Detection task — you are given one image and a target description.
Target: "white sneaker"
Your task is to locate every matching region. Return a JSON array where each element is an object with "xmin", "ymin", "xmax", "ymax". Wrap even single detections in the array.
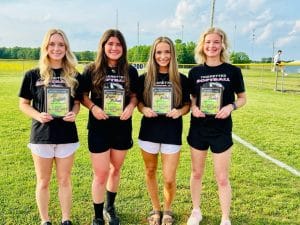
[
  {"xmin": 187, "ymin": 209, "xmax": 203, "ymax": 225},
  {"xmin": 220, "ymin": 220, "xmax": 231, "ymax": 225}
]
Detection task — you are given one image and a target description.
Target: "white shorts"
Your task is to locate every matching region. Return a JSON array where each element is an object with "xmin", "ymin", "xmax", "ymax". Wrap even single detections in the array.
[
  {"xmin": 138, "ymin": 139, "xmax": 181, "ymax": 155},
  {"xmin": 28, "ymin": 142, "xmax": 79, "ymax": 158}
]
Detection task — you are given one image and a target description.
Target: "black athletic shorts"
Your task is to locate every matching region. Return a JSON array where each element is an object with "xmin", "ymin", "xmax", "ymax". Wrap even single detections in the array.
[
  {"xmin": 187, "ymin": 130, "xmax": 233, "ymax": 153},
  {"xmin": 88, "ymin": 120, "xmax": 133, "ymax": 153}
]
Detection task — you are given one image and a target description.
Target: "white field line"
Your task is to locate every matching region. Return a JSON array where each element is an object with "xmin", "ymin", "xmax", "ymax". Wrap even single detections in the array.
[{"xmin": 232, "ymin": 133, "xmax": 300, "ymax": 177}]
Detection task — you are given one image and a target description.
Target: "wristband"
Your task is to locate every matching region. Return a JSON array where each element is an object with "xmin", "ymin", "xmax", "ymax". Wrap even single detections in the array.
[
  {"xmin": 231, "ymin": 102, "xmax": 237, "ymax": 110},
  {"xmin": 90, "ymin": 104, "xmax": 96, "ymax": 111}
]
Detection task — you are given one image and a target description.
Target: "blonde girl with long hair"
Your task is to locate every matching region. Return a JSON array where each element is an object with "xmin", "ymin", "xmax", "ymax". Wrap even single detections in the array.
[
  {"xmin": 19, "ymin": 28, "xmax": 82, "ymax": 225},
  {"xmin": 137, "ymin": 36, "xmax": 190, "ymax": 225},
  {"xmin": 187, "ymin": 27, "xmax": 246, "ymax": 225}
]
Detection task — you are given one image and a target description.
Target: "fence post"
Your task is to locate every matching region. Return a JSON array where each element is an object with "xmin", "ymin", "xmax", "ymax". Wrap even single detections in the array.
[{"xmin": 275, "ymin": 69, "xmax": 279, "ymax": 91}]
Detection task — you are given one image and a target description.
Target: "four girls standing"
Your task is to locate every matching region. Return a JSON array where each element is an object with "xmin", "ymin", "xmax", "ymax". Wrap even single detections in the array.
[
  {"xmin": 19, "ymin": 27, "xmax": 246, "ymax": 225},
  {"xmin": 137, "ymin": 37, "xmax": 190, "ymax": 225}
]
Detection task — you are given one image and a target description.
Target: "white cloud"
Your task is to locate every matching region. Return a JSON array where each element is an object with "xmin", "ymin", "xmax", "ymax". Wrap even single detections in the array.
[
  {"xmin": 255, "ymin": 23, "xmax": 272, "ymax": 43},
  {"xmin": 0, "ymin": 0, "xmax": 299, "ymax": 59},
  {"xmin": 289, "ymin": 20, "xmax": 300, "ymax": 35},
  {"xmin": 159, "ymin": 0, "xmax": 206, "ymax": 29},
  {"xmin": 226, "ymin": 0, "xmax": 266, "ymax": 13},
  {"xmin": 277, "ymin": 36, "xmax": 297, "ymax": 48}
]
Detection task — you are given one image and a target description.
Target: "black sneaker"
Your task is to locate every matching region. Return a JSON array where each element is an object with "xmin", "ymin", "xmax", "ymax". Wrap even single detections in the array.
[
  {"xmin": 61, "ymin": 220, "xmax": 73, "ymax": 225},
  {"xmin": 42, "ymin": 222, "xmax": 52, "ymax": 225},
  {"xmin": 92, "ymin": 218, "xmax": 105, "ymax": 225},
  {"xmin": 104, "ymin": 206, "xmax": 120, "ymax": 225}
]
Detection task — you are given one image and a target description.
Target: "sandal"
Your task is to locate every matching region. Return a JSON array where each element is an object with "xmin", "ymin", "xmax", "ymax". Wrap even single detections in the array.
[
  {"xmin": 147, "ymin": 210, "xmax": 161, "ymax": 225},
  {"xmin": 161, "ymin": 211, "xmax": 175, "ymax": 225}
]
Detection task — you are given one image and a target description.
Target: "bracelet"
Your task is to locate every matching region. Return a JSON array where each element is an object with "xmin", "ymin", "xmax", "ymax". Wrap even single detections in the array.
[
  {"xmin": 90, "ymin": 104, "xmax": 96, "ymax": 111},
  {"xmin": 231, "ymin": 102, "xmax": 237, "ymax": 110}
]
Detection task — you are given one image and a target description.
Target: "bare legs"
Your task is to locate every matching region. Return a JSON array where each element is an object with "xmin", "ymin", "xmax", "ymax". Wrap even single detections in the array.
[
  {"xmin": 91, "ymin": 149, "xmax": 127, "ymax": 203},
  {"xmin": 141, "ymin": 150, "xmax": 180, "ymax": 212},
  {"xmin": 32, "ymin": 153, "xmax": 74, "ymax": 223},
  {"xmin": 189, "ymin": 147, "xmax": 232, "ymax": 222}
]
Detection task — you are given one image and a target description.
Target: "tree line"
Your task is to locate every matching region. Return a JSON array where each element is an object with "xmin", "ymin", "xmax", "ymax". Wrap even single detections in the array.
[{"xmin": 0, "ymin": 40, "xmax": 256, "ymax": 64}]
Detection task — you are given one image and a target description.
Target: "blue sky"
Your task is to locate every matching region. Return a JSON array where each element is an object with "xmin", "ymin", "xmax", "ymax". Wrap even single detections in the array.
[{"xmin": 1, "ymin": 0, "xmax": 299, "ymax": 61}]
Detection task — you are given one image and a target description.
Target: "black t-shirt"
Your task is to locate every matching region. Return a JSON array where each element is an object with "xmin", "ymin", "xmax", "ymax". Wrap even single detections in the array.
[
  {"xmin": 81, "ymin": 64, "xmax": 139, "ymax": 131},
  {"xmin": 138, "ymin": 72, "xmax": 190, "ymax": 145},
  {"xmin": 188, "ymin": 63, "xmax": 245, "ymax": 135},
  {"xmin": 19, "ymin": 68, "xmax": 82, "ymax": 144}
]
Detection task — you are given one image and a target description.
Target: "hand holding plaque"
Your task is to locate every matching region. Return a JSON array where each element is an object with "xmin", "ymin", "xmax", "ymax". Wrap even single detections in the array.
[
  {"xmin": 103, "ymin": 88, "xmax": 125, "ymax": 117},
  {"xmin": 200, "ymin": 86, "xmax": 223, "ymax": 115},
  {"xmin": 45, "ymin": 87, "xmax": 70, "ymax": 117},
  {"xmin": 151, "ymin": 86, "xmax": 173, "ymax": 115}
]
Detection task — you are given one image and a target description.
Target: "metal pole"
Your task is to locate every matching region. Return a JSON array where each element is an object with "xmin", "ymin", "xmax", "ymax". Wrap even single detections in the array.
[
  {"xmin": 210, "ymin": 0, "xmax": 216, "ymax": 27},
  {"xmin": 137, "ymin": 22, "xmax": 140, "ymax": 46},
  {"xmin": 281, "ymin": 70, "xmax": 284, "ymax": 92},
  {"xmin": 116, "ymin": 9, "xmax": 118, "ymax": 29},
  {"xmin": 275, "ymin": 70, "xmax": 279, "ymax": 91},
  {"xmin": 181, "ymin": 24, "xmax": 184, "ymax": 41}
]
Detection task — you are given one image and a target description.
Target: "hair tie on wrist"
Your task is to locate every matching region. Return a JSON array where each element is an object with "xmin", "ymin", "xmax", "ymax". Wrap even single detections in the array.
[
  {"xmin": 90, "ymin": 104, "xmax": 96, "ymax": 111},
  {"xmin": 232, "ymin": 102, "xmax": 237, "ymax": 110}
]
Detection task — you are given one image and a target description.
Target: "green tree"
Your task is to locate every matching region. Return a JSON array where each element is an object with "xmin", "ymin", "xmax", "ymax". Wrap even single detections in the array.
[
  {"xmin": 261, "ymin": 57, "xmax": 272, "ymax": 63},
  {"xmin": 175, "ymin": 39, "xmax": 196, "ymax": 64},
  {"xmin": 230, "ymin": 51, "xmax": 251, "ymax": 64},
  {"xmin": 128, "ymin": 45, "xmax": 150, "ymax": 62}
]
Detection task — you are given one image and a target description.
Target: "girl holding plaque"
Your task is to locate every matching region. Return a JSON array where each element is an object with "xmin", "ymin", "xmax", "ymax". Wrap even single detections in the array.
[
  {"xmin": 187, "ymin": 27, "xmax": 247, "ymax": 225},
  {"xmin": 137, "ymin": 37, "xmax": 190, "ymax": 225},
  {"xmin": 80, "ymin": 29, "xmax": 138, "ymax": 225},
  {"xmin": 19, "ymin": 29, "xmax": 82, "ymax": 225}
]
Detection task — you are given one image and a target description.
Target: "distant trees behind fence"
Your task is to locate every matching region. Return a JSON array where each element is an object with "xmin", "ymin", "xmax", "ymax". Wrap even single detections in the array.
[{"xmin": 1, "ymin": 40, "xmax": 275, "ymax": 64}]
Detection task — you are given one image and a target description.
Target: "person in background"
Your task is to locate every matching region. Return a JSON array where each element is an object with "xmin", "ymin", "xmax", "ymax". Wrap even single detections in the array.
[
  {"xmin": 187, "ymin": 27, "xmax": 246, "ymax": 225},
  {"xmin": 80, "ymin": 29, "xmax": 138, "ymax": 225},
  {"xmin": 273, "ymin": 50, "xmax": 288, "ymax": 76},
  {"xmin": 137, "ymin": 36, "xmax": 190, "ymax": 225},
  {"xmin": 19, "ymin": 28, "xmax": 82, "ymax": 225}
]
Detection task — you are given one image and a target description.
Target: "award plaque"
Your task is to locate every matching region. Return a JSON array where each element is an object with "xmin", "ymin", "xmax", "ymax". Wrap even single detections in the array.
[
  {"xmin": 103, "ymin": 88, "xmax": 125, "ymax": 117},
  {"xmin": 45, "ymin": 87, "xmax": 70, "ymax": 117},
  {"xmin": 151, "ymin": 86, "xmax": 173, "ymax": 114},
  {"xmin": 200, "ymin": 87, "xmax": 223, "ymax": 115}
]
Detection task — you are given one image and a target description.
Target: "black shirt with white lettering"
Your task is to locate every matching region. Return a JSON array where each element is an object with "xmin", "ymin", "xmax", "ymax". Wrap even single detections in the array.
[
  {"xmin": 188, "ymin": 63, "xmax": 245, "ymax": 135},
  {"xmin": 138, "ymin": 72, "xmax": 190, "ymax": 145},
  {"xmin": 82, "ymin": 65, "xmax": 139, "ymax": 131},
  {"xmin": 19, "ymin": 68, "xmax": 81, "ymax": 144}
]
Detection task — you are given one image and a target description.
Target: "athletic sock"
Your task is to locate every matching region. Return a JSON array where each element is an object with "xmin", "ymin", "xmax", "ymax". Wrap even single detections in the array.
[
  {"xmin": 106, "ymin": 190, "xmax": 117, "ymax": 210},
  {"xmin": 93, "ymin": 202, "xmax": 104, "ymax": 219}
]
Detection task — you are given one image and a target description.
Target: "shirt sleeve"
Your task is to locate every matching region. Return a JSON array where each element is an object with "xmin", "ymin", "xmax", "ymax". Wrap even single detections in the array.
[
  {"xmin": 188, "ymin": 67, "xmax": 197, "ymax": 96},
  {"xmin": 129, "ymin": 65, "xmax": 139, "ymax": 94},
  {"xmin": 232, "ymin": 66, "xmax": 245, "ymax": 94},
  {"xmin": 74, "ymin": 72, "xmax": 84, "ymax": 100},
  {"xmin": 19, "ymin": 70, "xmax": 34, "ymax": 100},
  {"xmin": 180, "ymin": 73, "xmax": 191, "ymax": 105},
  {"xmin": 81, "ymin": 65, "xmax": 92, "ymax": 93},
  {"xmin": 137, "ymin": 74, "xmax": 145, "ymax": 103}
]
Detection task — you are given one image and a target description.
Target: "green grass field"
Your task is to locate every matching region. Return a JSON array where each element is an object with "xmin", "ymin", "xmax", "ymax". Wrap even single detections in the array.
[{"xmin": 1, "ymin": 60, "xmax": 300, "ymax": 225}]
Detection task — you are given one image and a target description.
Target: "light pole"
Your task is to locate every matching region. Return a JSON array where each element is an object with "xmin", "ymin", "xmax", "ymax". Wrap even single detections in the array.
[
  {"xmin": 210, "ymin": 0, "xmax": 216, "ymax": 27},
  {"xmin": 181, "ymin": 24, "xmax": 184, "ymax": 42},
  {"xmin": 137, "ymin": 22, "xmax": 140, "ymax": 46},
  {"xmin": 252, "ymin": 29, "xmax": 255, "ymax": 61},
  {"xmin": 116, "ymin": 9, "xmax": 118, "ymax": 29}
]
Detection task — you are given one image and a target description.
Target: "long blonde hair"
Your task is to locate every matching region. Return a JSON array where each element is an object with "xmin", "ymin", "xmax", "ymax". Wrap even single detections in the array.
[
  {"xmin": 143, "ymin": 37, "xmax": 182, "ymax": 107},
  {"xmin": 194, "ymin": 27, "xmax": 229, "ymax": 64},
  {"xmin": 89, "ymin": 29, "xmax": 129, "ymax": 98},
  {"xmin": 39, "ymin": 28, "xmax": 78, "ymax": 97}
]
